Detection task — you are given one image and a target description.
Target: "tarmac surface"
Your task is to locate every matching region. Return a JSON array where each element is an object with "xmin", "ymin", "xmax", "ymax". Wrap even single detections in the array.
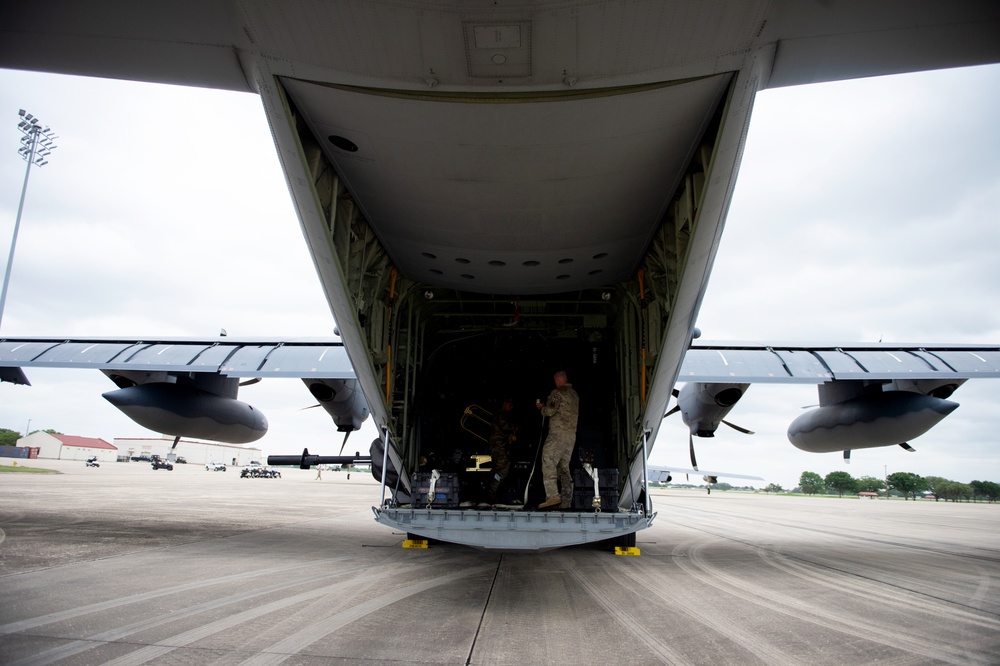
[{"xmin": 1, "ymin": 458, "xmax": 998, "ymax": 665}]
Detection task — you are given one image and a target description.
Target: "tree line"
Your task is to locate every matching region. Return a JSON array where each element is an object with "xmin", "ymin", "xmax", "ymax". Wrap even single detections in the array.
[
  {"xmin": 0, "ymin": 427, "xmax": 61, "ymax": 447},
  {"xmin": 794, "ymin": 470, "xmax": 999, "ymax": 502}
]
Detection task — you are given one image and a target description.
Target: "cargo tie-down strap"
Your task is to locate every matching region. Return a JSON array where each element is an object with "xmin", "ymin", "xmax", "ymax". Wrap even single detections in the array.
[
  {"xmin": 582, "ymin": 463, "xmax": 601, "ymax": 512},
  {"xmin": 426, "ymin": 469, "xmax": 441, "ymax": 508}
]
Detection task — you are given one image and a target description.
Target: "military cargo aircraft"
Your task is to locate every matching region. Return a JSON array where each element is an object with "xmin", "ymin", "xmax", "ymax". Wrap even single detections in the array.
[{"xmin": 1, "ymin": 2, "xmax": 999, "ymax": 551}]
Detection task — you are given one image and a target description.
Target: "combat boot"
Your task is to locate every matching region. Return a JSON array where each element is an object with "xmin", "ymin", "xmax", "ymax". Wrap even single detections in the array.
[{"xmin": 538, "ymin": 496, "xmax": 561, "ymax": 510}]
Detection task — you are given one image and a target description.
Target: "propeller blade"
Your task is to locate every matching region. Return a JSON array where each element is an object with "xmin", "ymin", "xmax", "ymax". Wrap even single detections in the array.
[
  {"xmin": 300, "ymin": 403, "xmax": 322, "ymax": 411},
  {"xmin": 689, "ymin": 432, "xmax": 699, "ymax": 471},
  {"xmin": 843, "ymin": 449, "xmax": 851, "ymax": 463},
  {"xmin": 899, "ymin": 442, "xmax": 916, "ymax": 452},
  {"xmin": 721, "ymin": 419, "xmax": 754, "ymax": 435},
  {"xmin": 663, "ymin": 388, "xmax": 680, "ymax": 419},
  {"xmin": 238, "ymin": 377, "xmax": 261, "ymax": 387},
  {"xmin": 338, "ymin": 430, "xmax": 352, "ymax": 456}
]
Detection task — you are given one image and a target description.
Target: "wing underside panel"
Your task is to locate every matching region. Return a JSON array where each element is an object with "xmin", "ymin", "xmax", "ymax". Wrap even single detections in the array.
[
  {"xmin": 0, "ymin": 338, "xmax": 355, "ymax": 379},
  {"xmin": 679, "ymin": 344, "xmax": 1000, "ymax": 383}
]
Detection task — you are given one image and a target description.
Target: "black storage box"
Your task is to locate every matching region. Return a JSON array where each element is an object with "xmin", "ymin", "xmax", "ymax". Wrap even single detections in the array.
[
  {"xmin": 411, "ymin": 471, "xmax": 461, "ymax": 508},
  {"xmin": 573, "ymin": 467, "xmax": 619, "ymax": 489},
  {"xmin": 572, "ymin": 488, "xmax": 620, "ymax": 511}
]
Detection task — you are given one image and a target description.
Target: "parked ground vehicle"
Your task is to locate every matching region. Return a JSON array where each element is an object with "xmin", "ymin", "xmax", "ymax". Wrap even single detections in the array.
[
  {"xmin": 85, "ymin": 457, "xmax": 100, "ymax": 468},
  {"xmin": 241, "ymin": 466, "xmax": 281, "ymax": 478},
  {"xmin": 206, "ymin": 461, "xmax": 227, "ymax": 471},
  {"xmin": 151, "ymin": 459, "xmax": 174, "ymax": 471}
]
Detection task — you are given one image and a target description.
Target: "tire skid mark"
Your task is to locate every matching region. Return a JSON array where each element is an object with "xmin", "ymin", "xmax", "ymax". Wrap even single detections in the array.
[
  {"xmin": 674, "ymin": 540, "xmax": 993, "ymax": 665},
  {"xmin": 566, "ymin": 567, "xmax": 687, "ymax": 665},
  {"xmin": 0, "ymin": 559, "xmax": 344, "ymax": 635},
  {"xmin": 7, "ymin": 560, "xmax": 409, "ymax": 666},
  {"xmin": 609, "ymin": 558, "xmax": 789, "ymax": 665},
  {"xmin": 88, "ymin": 563, "xmax": 493, "ymax": 666},
  {"xmin": 660, "ymin": 503, "xmax": 1000, "ymax": 562},
  {"xmin": 663, "ymin": 509, "xmax": 1000, "ymax": 620},
  {"xmin": 238, "ymin": 564, "xmax": 496, "ymax": 666},
  {"xmin": 972, "ymin": 577, "xmax": 992, "ymax": 604},
  {"xmin": 84, "ymin": 562, "xmax": 489, "ymax": 666},
  {"xmin": 757, "ymin": 548, "xmax": 1000, "ymax": 632},
  {"xmin": 95, "ymin": 573, "xmax": 414, "ymax": 666},
  {"xmin": 757, "ymin": 549, "xmax": 1000, "ymax": 666}
]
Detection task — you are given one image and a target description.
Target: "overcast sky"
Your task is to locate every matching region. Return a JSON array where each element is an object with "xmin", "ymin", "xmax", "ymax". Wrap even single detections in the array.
[{"xmin": 1, "ymin": 63, "xmax": 998, "ymax": 489}]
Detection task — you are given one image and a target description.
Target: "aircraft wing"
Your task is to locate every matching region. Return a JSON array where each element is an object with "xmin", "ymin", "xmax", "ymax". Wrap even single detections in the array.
[
  {"xmin": 670, "ymin": 342, "xmax": 1000, "ymax": 464},
  {"xmin": 648, "ymin": 466, "xmax": 764, "ymax": 482},
  {"xmin": 0, "ymin": 337, "xmax": 354, "ymax": 379},
  {"xmin": 2, "ymin": 2, "xmax": 999, "ymax": 93},
  {"xmin": 679, "ymin": 342, "xmax": 1000, "ymax": 383},
  {"xmin": 0, "ymin": 336, "xmax": 372, "ymax": 446}
]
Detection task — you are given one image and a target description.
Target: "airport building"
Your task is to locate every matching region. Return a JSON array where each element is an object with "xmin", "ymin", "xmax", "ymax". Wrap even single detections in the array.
[
  {"xmin": 14, "ymin": 433, "xmax": 262, "ymax": 466},
  {"xmin": 112, "ymin": 437, "xmax": 262, "ymax": 467},
  {"xmin": 19, "ymin": 432, "xmax": 118, "ymax": 462}
]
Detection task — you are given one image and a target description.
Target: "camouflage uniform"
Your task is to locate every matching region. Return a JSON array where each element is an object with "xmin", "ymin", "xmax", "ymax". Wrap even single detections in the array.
[
  {"xmin": 488, "ymin": 404, "xmax": 516, "ymax": 502},
  {"xmin": 540, "ymin": 382, "xmax": 579, "ymax": 507}
]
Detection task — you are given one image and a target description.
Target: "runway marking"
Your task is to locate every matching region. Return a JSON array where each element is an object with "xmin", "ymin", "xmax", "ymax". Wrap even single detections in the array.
[{"xmin": 672, "ymin": 540, "xmax": 995, "ymax": 665}]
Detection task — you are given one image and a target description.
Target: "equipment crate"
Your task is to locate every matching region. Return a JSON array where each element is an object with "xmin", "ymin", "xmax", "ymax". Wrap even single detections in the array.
[
  {"xmin": 572, "ymin": 489, "xmax": 620, "ymax": 511},
  {"xmin": 410, "ymin": 471, "xmax": 461, "ymax": 508},
  {"xmin": 573, "ymin": 467, "xmax": 619, "ymax": 489}
]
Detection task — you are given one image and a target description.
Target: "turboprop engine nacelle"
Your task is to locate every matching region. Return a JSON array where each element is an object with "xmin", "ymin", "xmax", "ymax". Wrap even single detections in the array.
[
  {"xmin": 787, "ymin": 391, "xmax": 958, "ymax": 453},
  {"xmin": 304, "ymin": 378, "xmax": 370, "ymax": 431},
  {"xmin": 677, "ymin": 382, "xmax": 750, "ymax": 436},
  {"xmin": 103, "ymin": 382, "xmax": 268, "ymax": 443}
]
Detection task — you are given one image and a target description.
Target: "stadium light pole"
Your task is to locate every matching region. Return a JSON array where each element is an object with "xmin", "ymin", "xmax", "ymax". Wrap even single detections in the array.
[{"xmin": 0, "ymin": 109, "xmax": 58, "ymax": 331}]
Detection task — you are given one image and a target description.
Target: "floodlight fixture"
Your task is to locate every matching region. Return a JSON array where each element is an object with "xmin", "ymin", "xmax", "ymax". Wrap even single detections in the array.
[{"xmin": 0, "ymin": 110, "xmax": 59, "ymax": 330}]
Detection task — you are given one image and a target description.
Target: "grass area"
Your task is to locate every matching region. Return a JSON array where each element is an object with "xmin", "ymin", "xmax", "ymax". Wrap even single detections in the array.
[{"xmin": 0, "ymin": 464, "xmax": 60, "ymax": 474}]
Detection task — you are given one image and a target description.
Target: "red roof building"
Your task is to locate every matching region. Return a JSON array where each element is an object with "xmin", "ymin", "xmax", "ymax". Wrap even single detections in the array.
[{"xmin": 20, "ymin": 432, "xmax": 117, "ymax": 461}]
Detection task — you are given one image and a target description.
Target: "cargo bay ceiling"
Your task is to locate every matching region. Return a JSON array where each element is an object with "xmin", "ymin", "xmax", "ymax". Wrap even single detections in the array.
[
  {"xmin": 239, "ymin": 1, "xmax": 769, "ymax": 295},
  {"xmin": 282, "ymin": 75, "xmax": 730, "ymax": 294}
]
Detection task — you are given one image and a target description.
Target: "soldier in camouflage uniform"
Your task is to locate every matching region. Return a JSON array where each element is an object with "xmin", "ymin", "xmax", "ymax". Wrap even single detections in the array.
[
  {"xmin": 487, "ymin": 398, "xmax": 517, "ymax": 504},
  {"xmin": 536, "ymin": 370, "xmax": 580, "ymax": 510}
]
